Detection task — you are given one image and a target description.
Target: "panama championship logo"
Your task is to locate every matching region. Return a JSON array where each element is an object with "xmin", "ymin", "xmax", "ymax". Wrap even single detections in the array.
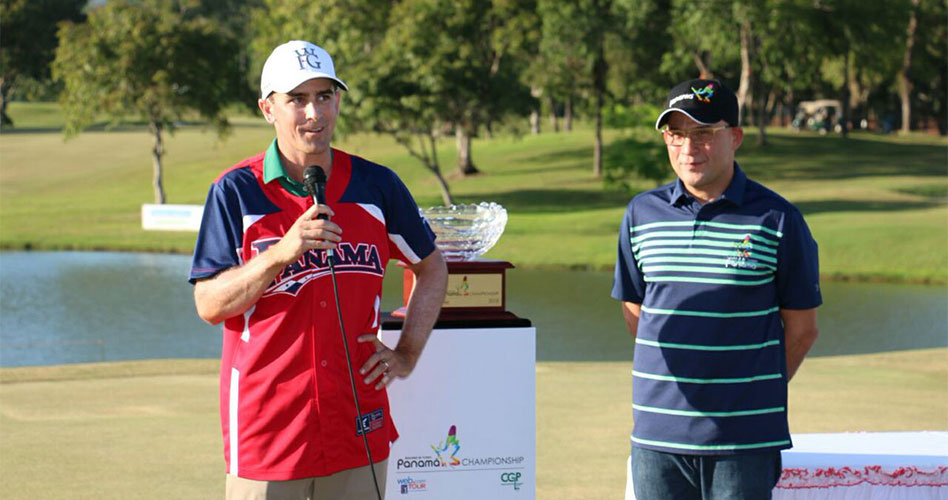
[
  {"xmin": 432, "ymin": 425, "xmax": 461, "ymax": 466},
  {"xmin": 395, "ymin": 425, "xmax": 525, "ymax": 472},
  {"xmin": 692, "ymin": 83, "xmax": 715, "ymax": 103},
  {"xmin": 725, "ymin": 234, "xmax": 759, "ymax": 270}
]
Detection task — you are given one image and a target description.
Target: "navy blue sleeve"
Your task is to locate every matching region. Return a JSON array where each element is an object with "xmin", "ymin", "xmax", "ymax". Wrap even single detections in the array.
[
  {"xmin": 611, "ymin": 202, "xmax": 646, "ymax": 303},
  {"xmin": 775, "ymin": 208, "xmax": 822, "ymax": 309},
  {"xmin": 384, "ymin": 170, "xmax": 436, "ymax": 264},
  {"xmin": 189, "ymin": 181, "xmax": 242, "ymax": 284}
]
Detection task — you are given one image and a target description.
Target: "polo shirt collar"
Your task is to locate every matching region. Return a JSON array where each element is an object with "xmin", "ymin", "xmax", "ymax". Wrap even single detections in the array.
[
  {"xmin": 262, "ymin": 139, "xmax": 308, "ymax": 197},
  {"xmin": 720, "ymin": 162, "xmax": 747, "ymax": 207},
  {"xmin": 669, "ymin": 162, "xmax": 747, "ymax": 207}
]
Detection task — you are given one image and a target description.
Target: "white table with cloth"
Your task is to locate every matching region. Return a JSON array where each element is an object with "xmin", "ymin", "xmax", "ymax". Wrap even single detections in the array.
[
  {"xmin": 774, "ymin": 432, "xmax": 948, "ymax": 499},
  {"xmin": 625, "ymin": 432, "xmax": 948, "ymax": 499}
]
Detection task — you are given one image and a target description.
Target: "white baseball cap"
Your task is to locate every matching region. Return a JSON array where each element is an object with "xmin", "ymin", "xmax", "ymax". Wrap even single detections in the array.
[{"xmin": 259, "ymin": 40, "xmax": 348, "ymax": 99}]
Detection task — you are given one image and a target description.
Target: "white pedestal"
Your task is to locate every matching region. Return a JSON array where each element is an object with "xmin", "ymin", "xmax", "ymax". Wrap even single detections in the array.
[{"xmin": 380, "ymin": 326, "xmax": 536, "ymax": 499}]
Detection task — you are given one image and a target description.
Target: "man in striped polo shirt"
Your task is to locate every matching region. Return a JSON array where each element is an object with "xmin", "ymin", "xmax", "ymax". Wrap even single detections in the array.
[{"xmin": 612, "ymin": 79, "xmax": 821, "ymax": 499}]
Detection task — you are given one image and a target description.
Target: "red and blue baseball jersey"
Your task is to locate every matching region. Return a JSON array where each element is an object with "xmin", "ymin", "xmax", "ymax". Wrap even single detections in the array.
[{"xmin": 189, "ymin": 145, "xmax": 436, "ymax": 480}]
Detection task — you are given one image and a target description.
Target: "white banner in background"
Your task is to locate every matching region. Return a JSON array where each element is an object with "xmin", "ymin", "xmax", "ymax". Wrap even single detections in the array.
[
  {"xmin": 380, "ymin": 326, "xmax": 536, "ymax": 499},
  {"xmin": 141, "ymin": 204, "xmax": 203, "ymax": 231}
]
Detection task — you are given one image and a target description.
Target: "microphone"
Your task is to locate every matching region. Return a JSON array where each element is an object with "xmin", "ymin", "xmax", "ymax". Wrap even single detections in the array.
[
  {"xmin": 303, "ymin": 166, "xmax": 329, "ymax": 220},
  {"xmin": 302, "ymin": 165, "xmax": 333, "ymax": 260}
]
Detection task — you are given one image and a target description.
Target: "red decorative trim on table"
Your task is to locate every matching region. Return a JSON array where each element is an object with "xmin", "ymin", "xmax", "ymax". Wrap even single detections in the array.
[{"xmin": 777, "ymin": 465, "xmax": 948, "ymax": 489}]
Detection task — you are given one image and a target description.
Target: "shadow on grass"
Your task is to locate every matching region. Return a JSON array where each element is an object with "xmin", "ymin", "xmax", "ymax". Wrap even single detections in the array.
[
  {"xmin": 740, "ymin": 134, "xmax": 947, "ymax": 181},
  {"xmin": 796, "ymin": 199, "xmax": 945, "ymax": 216},
  {"xmin": 456, "ymin": 188, "xmax": 633, "ymax": 213},
  {"xmin": 490, "ymin": 146, "xmax": 593, "ymax": 176}
]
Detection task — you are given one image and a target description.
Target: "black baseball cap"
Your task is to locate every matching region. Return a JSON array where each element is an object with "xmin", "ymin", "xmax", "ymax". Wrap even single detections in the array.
[{"xmin": 654, "ymin": 79, "xmax": 739, "ymax": 130}]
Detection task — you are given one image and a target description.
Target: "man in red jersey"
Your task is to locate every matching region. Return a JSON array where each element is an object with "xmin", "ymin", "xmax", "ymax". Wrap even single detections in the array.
[{"xmin": 189, "ymin": 40, "xmax": 447, "ymax": 500}]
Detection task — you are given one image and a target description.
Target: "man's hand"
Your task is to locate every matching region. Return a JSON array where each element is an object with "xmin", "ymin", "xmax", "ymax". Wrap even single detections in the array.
[
  {"xmin": 358, "ymin": 334, "xmax": 414, "ymax": 390},
  {"xmin": 356, "ymin": 249, "xmax": 447, "ymax": 391},
  {"xmin": 268, "ymin": 203, "xmax": 342, "ymax": 265}
]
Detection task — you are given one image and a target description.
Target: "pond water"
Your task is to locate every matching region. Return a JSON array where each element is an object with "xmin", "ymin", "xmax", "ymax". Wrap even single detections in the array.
[{"xmin": 1, "ymin": 251, "xmax": 945, "ymax": 367}]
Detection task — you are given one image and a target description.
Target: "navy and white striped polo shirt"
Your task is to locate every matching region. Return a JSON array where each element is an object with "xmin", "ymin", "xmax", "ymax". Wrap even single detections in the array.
[{"xmin": 612, "ymin": 163, "xmax": 821, "ymax": 455}]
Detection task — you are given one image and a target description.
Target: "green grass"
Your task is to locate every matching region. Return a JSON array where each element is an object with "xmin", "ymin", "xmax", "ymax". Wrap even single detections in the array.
[
  {"xmin": 1, "ymin": 349, "xmax": 945, "ymax": 499},
  {"xmin": 1, "ymin": 102, "xmax": 946, "ymax": 281}
]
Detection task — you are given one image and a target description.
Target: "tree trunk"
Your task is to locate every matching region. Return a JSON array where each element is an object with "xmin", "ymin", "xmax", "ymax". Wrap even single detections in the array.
[
  {"xmin": 564, "ymin": 96, "xmax": 573, "ymax": 132},
  {"xmin": 592, "ymin": 44, "xmax": 606, "ymax": 178},
  {"xmin": 737, "ymin": 21, "xmax": 753, "ymax": 126},
  {"xmin": 530, "ymin": 87, "xmax": 542, "ymax": 134},
  {"xmin": 0, "ymin": 77, "xmax": 13, "ymax": 127},
  {"xmin": 898, "ymin": 0, "xmax": 919, "ymax": 134},
  {"xmin": 755, "ymin": 91, "xmax": 768, "ymax": 146},
  {"xmin": 692, "ymin": 51, "xmax": 713, "ymax": 79},
  {"xmin": 841, "ymin": 50, "xmax": 851, "ymax": 138},
  {"xmin": 594, "ymin": 105, "xmax": 603, "ymax": 178},
  {"xmin": 455, "ymin": 125, "xmax": 479, "ymax": 176},
  {"xmin": 546, "ymin": 95, "xmax": 559, "ymax": 132},
  {"xmin": 432, "ymin": 169, "xmax": 454, "ymax": 206},
  {"xmin": 150, "ymin": 121, "xmax": 166, "ymax": 204},
  {"xmin": 428, "ymin": 134, "xmax": 454, "ymax": 206}
]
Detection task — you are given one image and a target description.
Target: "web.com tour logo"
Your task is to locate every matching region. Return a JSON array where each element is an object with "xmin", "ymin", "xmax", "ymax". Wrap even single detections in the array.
[{"xmin": 397, "ymin": 476, "xmax": 427, "ymax": 494}]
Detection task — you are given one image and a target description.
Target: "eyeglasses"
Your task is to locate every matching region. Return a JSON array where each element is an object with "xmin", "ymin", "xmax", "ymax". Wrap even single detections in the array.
[{"xmin": 660, "ymin": 126, "xmax": 731, "ymax": 146}]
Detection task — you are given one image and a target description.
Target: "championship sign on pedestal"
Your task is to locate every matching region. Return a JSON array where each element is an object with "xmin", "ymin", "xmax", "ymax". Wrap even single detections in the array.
[{"xmin": 381, "ymin": 203, "xmax": 536, "ymax": 499}]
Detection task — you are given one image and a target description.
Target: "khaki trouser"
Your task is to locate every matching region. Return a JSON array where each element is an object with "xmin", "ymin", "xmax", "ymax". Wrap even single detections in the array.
[{"xmin": 225, "ymin": 460, "xmax": 388, "ymax": 500}]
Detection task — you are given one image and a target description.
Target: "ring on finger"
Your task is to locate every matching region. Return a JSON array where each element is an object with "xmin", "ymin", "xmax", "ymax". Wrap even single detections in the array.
[{"xmin": 381, "ymin": 359, "xmax": 390, "ymax": 372}]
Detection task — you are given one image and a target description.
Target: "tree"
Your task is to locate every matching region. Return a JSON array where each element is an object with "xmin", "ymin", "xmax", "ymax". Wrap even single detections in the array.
[
  {"xmin": 609, "ymin": 0, "xmax": 672, "ymax": 106},
  {"xmin": 535, "ymin": 0, "xmax": 624, "ymax": 178},
  {"xmin": 805, "ymin": 0, "xmax": 904, "ymax": 137},
  {"xmin": 53, "ymin": 0, "xmax": 243, "ymax": 204},
  {"xmin": 373, "ymin": 0, "xmax": 534, "ymax": 178},
  {"xmin": 0, "ymin": 0, "xmax": 85, "ymax": 127},
  {"xmin": 908, "ymin": 0, "xmax": 948, "ymax": 134},
  {"xmin": 898, "ymin": 0, "xmax": 919, "ymax": 134},
  {"xmin": 662, "ymin": 0, "xmax": 739, "ymax": 84},
  {"xmin": 529, "ymin": 0, "xmax": 586, "ymax": 134}
]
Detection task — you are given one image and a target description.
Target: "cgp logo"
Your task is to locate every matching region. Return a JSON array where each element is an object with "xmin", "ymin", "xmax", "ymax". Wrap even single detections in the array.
[
  {"xmin": 294, "ymin": 47, "xmax": 322, "ymax": 70},
  {"xmin": 500, "ymin": 471, "xmax": 523, "ymax": 491}
]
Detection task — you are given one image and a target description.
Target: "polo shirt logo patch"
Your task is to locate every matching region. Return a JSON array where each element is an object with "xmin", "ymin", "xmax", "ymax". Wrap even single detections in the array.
[
  {"xmin": 356, "ymin": 408, "xmax": 385, "ymax": 435},
  {"xmin": 725, "ymin": 234, "xmax": 759, "ymax": 269},
  {"xmin": 252, "ymin": 238, "xmax": 384, "ymax": 296}
]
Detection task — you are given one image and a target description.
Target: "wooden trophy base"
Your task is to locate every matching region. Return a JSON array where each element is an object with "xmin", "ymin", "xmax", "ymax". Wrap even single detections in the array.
[{"xmin": 386, "ymin": 258, "xmax": 530, "ymax": 329}]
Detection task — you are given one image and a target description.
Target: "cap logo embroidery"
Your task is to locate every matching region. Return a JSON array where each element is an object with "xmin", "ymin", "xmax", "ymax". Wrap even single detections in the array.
[
  {"xmin": 669, "ymin": 93, "xmax": 693, "ymax": 106},
  {"xmin": 691, "ymin": 84, "xmax": 715, "ymax": 103},
  {"xmin": 294, "ymin": 48, "xmax": 322, "ymax": 70}
]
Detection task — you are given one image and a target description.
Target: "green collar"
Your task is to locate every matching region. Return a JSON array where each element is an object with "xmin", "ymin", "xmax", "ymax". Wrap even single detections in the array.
[{"xmin": 262, "ymin": 139, "xmax": 309, "ymax": 197}]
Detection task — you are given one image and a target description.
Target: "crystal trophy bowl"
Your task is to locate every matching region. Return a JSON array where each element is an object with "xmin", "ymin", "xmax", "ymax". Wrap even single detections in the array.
[{"xmin": 421, "ymin": 202, "xmax": 508, "ymax": 261}]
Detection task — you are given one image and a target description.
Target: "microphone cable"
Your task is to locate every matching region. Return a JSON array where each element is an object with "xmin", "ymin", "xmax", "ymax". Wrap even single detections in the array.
[
  {"xmin": 326, "ymin": 253, "xmax": 384, "ymax": 500},
  {"xmin": 304, "ymin": 165, "xmax": 383, "ymax": 500}
]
